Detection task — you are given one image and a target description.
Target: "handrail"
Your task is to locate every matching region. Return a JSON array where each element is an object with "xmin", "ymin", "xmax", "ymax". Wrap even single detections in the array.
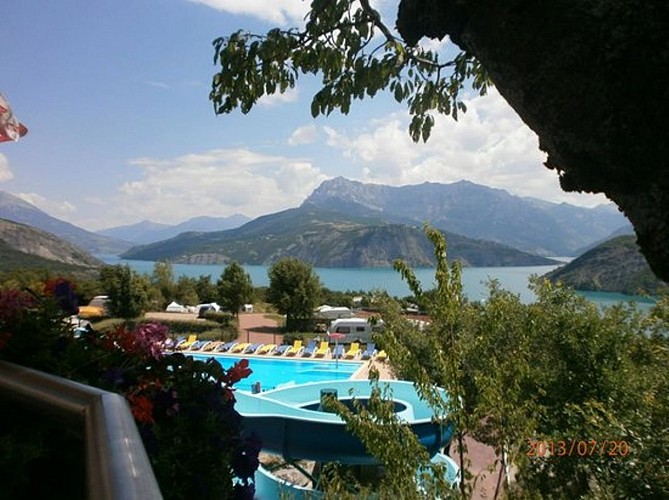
[{"xmin": 0, "ymin": 360, "xmax": 162, "ymax": 499}]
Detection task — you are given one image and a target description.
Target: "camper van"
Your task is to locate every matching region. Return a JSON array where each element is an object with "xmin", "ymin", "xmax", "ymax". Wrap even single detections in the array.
[{"xmin": 326, "ymin": 317, "xmax": 381, "ymax": 344}]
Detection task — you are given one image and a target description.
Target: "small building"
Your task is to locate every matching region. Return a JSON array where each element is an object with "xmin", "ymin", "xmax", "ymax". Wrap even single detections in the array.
[{"xmin": 243, "ymin": 304, "xmax": 254, "ymax": 313}]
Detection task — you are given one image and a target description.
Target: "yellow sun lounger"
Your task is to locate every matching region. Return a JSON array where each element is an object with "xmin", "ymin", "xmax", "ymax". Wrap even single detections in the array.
[
  {"xmin": 177, "ymin": 334, "xmax": 198, "ymax": 350},
  {"xmin": 230, "ymin": 342, "xmax": 251, "ymax": 353},
  {"xmin": 284, "ymin": 340, "xmax": 303, "ymax": 356},
  {"xmin": 314, "ymin": 341, "xmax": 330, "ymax": 358},
  {"xmin": 202, "ymin": 341, "xmax": 222, "ymax": 352},
  {"xmin": 376, "ymin": 350, "xmax": 388, "ymax": 362},
  {"xmin": 256, "ymin": 344, "xmax": 276, "ymax": 355},
  {"xmin": 345, "ymin": 342, "xmax": 361, "ymax": 359}
]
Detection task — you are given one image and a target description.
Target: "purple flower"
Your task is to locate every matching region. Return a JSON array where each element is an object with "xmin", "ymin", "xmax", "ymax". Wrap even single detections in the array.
[{"xmin": 134, "ymin": 322, "xmax": 169, "ymax": 359}]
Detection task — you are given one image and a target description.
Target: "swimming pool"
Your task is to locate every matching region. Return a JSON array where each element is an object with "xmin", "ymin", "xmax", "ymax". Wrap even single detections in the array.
[{"xmin": 191, "ymin": 354, "xmax": 362, "ymax": 392}]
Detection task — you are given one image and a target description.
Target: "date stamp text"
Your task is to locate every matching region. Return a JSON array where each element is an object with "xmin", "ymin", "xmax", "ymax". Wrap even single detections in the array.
[{"xmin": 526, "ymin": 439, "xmax": 629, "ymax": 458}]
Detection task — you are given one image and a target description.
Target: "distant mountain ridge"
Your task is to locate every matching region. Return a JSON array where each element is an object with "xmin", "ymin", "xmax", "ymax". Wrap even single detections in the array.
[
  {"xmin": 121, "ymin": 206, "xmax": 558, "ymax": 268},
  {"xmin": 1, "ymin": 178, "xmax": 632, "ymax": 268},
  {"xmin": 0, "ymin": 191, "xmax": 132, "ymax": 255},
  {"xmin": 0, "ymin": 218, "xmax": 102, "ymax": 270},
  {"xmin": 545, "ymin": 235, "xmax": 668, "ymax": 296},
  {"xmin": 97, "ymin": 214, "xmax": 251, "ymax": 245},
  {"xmin": 303, "ymin": 177, "xmax": 631, "ymax": 256}
]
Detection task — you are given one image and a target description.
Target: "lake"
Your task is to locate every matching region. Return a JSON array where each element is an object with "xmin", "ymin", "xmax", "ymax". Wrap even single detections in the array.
[{"xmin": 98, "ymin": 256, "xmax": 657, "ymax": 310}]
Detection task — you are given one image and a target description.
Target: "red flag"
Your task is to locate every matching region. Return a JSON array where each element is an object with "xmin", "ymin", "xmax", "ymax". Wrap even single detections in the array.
[{"xmin": 0, "ymin": 92, "xmax": 28, "ymax": 143}]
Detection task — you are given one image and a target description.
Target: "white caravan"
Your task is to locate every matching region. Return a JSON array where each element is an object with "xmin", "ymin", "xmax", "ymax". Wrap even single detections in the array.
[{"xmin": 326, "ymin": 317, "xmax": 382, "ymax": 344}]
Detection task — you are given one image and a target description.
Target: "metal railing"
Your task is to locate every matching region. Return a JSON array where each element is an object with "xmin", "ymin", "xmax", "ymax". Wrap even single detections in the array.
[{"xmin": 0, "ymin": 360, "xmax": 162, "ymax": 499}]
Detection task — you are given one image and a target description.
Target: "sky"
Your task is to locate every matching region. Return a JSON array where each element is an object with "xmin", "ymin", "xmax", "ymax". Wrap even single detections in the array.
[{"xmin": 1, "ymin": 0, "xmax": 610, "ymax": 232}]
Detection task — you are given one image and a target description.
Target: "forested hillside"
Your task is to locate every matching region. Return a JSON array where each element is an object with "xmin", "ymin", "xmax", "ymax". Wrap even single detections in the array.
[
  {"xmin": 545, "ymin": 235, "xmax": 668, "ymax": 295},
  {"xmin": 122, "ymin": 207, "xmax": 557, "ymax": 268}
]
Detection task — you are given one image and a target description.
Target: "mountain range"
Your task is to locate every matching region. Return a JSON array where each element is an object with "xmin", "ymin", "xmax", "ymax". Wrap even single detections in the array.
[
  {"xmin": 545, "ymin": 235, "xmax": 668, "ymax": 295},
  {"xmin": 96, "ymin": 214, "xmax": 251, "ymax": 245},
  {"xmin": 303, "ymin": 178, "xmax": 631, "ymax": 256},
  {"xmin": 120, "ymin": 205, "xmax": 558, "ymax": 267},
  {"xmin": 0, "ymin": 191, "xmax": 132, "ymax": 255},
  {"xmin": 0, "ymin": 218, "xmax": 102, "ymax": 273},
  {"xmin": 1, "ymin": 179, "xmax": 633, "ymax": 269},
  {"xmin": 0, "ymin": 191, "xmax": 251, "ymax": 254}
]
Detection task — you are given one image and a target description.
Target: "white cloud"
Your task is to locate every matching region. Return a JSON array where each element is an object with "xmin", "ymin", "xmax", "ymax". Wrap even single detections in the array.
[
  {"xmin": 321, "ymin": 89, "xmax": 609, "ymax": 207},
  {"xmin": 418, "ymin": 36, "xmax": 451, "ymax": 53},
  {"xmin": 16, "ymin": 192, "xmax": 77, "ymax": 218},
  {"xmin": 144, "ymin": 80, "xmax": 170, "ymax": 89},
  {"xmin": 288, "ymin": 124, "xmax": 318, "ymax": 145},
  {"xmin": 187, "ymin": 0, "xmax": 398, "ymax": 26},
  {"xmin": 186, "ymin": 0, "xmax": 308, "ymax": 25},
  {"xmin": 0, "ymin": 153, "xmax": 13, "ymax": 182},
  {"xmin": 258, "ymin": 87, "xmax": 299, "ymax": 107},
  {"xmin": 323, "ymin": 117, "xmax": 420, "ymax": 179},
  {"xmin": 115, "ymin": 148, "xmax": 329, "ymax": 225}
]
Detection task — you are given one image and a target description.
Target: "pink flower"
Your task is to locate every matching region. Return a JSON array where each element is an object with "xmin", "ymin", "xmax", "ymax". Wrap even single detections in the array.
[{"xmin": 135, "ymin": 322, "xmax": 169, "ymax": 359}]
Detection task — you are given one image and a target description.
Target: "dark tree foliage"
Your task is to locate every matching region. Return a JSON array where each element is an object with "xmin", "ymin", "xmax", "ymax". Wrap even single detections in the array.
[
  {"xmin": 267, "ymin": 258, "xmax": 321, "ymax": 331},
  {"xmin": 99, "ymin": 264, "xmax": 148, "ymax": 319},
  {"xmin": 217, "ymin": 261, "xmax": 254, "ymax": 316}
]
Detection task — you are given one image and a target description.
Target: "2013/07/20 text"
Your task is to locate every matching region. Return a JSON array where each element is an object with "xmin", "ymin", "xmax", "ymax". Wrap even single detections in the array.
[{"xmin": 526, "ymin": 439, "xmax": 629, "ymax": 458}]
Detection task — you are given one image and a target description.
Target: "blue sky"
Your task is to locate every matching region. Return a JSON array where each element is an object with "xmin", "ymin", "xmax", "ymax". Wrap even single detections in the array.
[{"xmin": 1, "ymin": 0, "xmax": 609, "ymax": 231}]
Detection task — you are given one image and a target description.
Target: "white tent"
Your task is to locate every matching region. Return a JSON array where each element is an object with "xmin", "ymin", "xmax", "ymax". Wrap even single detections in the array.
[
  {"xmin": 315, "ymin": 305, "xmax": 353, "ymax": 319},
  {"xmin": 166, "ymin": 301, "xmax": 187, "ymax": 313}
]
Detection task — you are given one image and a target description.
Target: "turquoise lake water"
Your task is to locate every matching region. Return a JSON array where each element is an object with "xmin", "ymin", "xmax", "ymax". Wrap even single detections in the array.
[{"xmin": 99, "ymin": 256, "xmax": 657, "ymax": 310}]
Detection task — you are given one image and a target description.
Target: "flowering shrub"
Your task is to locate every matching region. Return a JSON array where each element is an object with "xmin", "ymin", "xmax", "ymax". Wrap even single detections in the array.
[{"xmin": 0, "ymin": 279, "xmax": 258, "ymax": 499}]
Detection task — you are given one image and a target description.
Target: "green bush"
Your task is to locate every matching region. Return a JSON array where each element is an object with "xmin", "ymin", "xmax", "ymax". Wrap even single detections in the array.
[
  {"xmin": 281, "ymin": 331, "xmax": 304, "ymax": 345},
  {"xmin": 92, "ymin": 318, "xmax": 238, "ymax": 343},
  {"xmin": 201, "ymin": 310, "xmax": 234, "ymax": 325}
]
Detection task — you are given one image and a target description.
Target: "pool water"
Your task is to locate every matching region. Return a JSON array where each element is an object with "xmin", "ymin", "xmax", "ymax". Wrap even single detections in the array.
[{"xmin": 192, "ymin": 354, "xmax": 362, "ymax": 392}]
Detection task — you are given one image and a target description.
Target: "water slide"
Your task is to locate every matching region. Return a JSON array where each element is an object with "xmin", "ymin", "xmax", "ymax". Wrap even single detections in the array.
[{"xmin": 234, "ymin": 380, "xmax": 454, "ymax": 465}]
